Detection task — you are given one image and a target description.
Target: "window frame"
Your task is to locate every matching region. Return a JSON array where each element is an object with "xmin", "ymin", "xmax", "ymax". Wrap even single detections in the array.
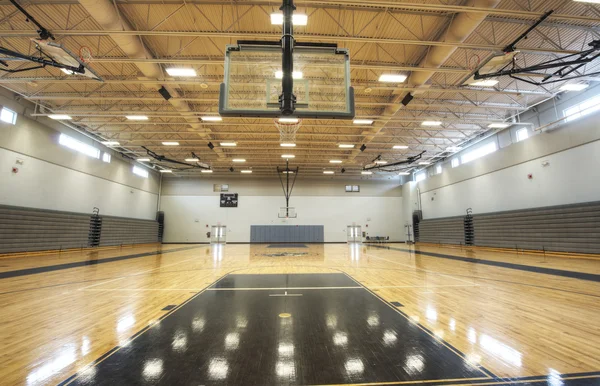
[
  {"xmin": 563, "ymin": 95, "xmax": 600, "ymax": 123},
  {"xmin": 515, "ymin": 128, "xmax": 529, "ymax": 142},
  {"xmin": 0, "ymin": 107, "xmax": 17, "ymax": 125}
]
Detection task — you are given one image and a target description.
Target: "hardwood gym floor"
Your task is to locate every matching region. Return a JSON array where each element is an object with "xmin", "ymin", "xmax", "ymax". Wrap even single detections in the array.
[{"xmin": 1, "ymin": 243, "xmax": 599, "ymax": 385}]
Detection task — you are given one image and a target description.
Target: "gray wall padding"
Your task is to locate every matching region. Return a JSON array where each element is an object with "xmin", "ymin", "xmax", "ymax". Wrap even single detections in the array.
[
  {"xmin": 0, "ymin": 204, "xmax": 159, "ymax": 254},
  {"xmin": 250, "ymin": 225, "xmax": 324, "ymax": 243}
]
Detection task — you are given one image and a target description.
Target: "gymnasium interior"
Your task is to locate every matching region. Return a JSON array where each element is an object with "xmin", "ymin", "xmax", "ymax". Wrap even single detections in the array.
[{"xmin": 1, "ymin": 0, "xmax": 600, "ymax": 385}]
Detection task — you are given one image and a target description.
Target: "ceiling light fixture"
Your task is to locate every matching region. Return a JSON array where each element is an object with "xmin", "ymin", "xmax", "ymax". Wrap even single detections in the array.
[
  {"xmin": 137, "ymin": 158, "xmax": 151, "ymax": 162},
  {"xmin": 270, "ymin": 13, "xmax": 308, "ymax": 25},
  {"xmin": 281, "ymin": 154, "xmax": 295, "ymax": 158},
  {"xmin": 159, "ymin": 169, "xmax": 172, "ymax": 173},
  {"xmin": 241, "ymin": 170, "xmax": 253, "ymax": 174},
  {"xmin": 48, "ymin": 114, "xmax": 72, "ymax": 120},
  {"xmin": 220, "ymin": 142, "xmax": 237, "ymax": 147},
  {"xmin": 101, "ymin": 141, "xmax": 120, "ymax": 146},
  {"xmin": 278, "ymin": 118, "xmax": 299, "ymax": 123},
  {"xmin": 275, "ymin": 71, "xmax": 303, "ymax": 79},
  {"xmin": 126, "ymin": 115, "xmax": 149, "ymax": 120},
  {"xmin": 470, "ymin": 79, "xmax": 499, "ymax": 87},
  {"xmin": 422, "ymin": 121, "xmax": 442, "ymax": 126},
  {"xmin": 361, "ymin": 171, "xmax": 372, "ymax": 175},
  {"xmin": 559, "ymin": 83, "xmax": 589, "ymax": 91},
  {"xmin": 339, "ymin": 144, "xmax": 355, "ymax": 148},
  {"xmin": 488, "ymin": 123, "xmax": 510, "ymax": 128},
  {"xmin": 418, "ymin": 161, "xmax": 430, "ymax": 165},
  {"xmin": 393, "ymin": 145, "xmax": 409, "ymax": 149},
  {"xmin": 374, "ymin": 160, "xmax": 387, "ymax": 164},
  {"xmin": 353, "ymin": 119, "xmax": 373, "ymax": 125},
  {"xmin": 166, "ymin": 68, "xmax": 197, "ymax": 77},
  {"xmin": 162, "ymin": 141, "xmax": 179, "ymax": 146},
  {"xmin": 232, "ymin": 159, "xmax": 246, "ymax": 162},
  {"xmin": 398, "ymin": 172, "xmax": 410, "ymax": 175},
  {"xmin": 329, "ymin": 160, "xmax": 342, "ymax": 164},
  {"xmin": 378, "ymin": 74, "xmax": 407, "ymax": 83},
  {"xmin": 185, "ymin": 158, "xmax": 199, "ymax": 162},
  {"xmin": 201, "ymin": 116, "xmax": 222, "ymax": 122},
  {"xmin": 323, "ymin": 171, "xmax": 334, "ymax": 174},
  {"xmin": 280, "ymin": 143, "xmax": 296, "ymax": 147},
  {"xmin": 201, "ymin": 169, "xmax": 213, "ymax": 173}
]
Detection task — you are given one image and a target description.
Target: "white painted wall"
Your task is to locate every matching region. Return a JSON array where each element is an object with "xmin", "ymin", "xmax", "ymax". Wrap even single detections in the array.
[
  {"xmin": 417, "ymin": 112, "xmax": 600, "ymax": 219},
  {"xmin": 0, "ymin": 90, "xmax": 160, "ymax": 219},
  {"xmin": 160, "ymin": 177, "xmax": 403, "ymax": 243}
]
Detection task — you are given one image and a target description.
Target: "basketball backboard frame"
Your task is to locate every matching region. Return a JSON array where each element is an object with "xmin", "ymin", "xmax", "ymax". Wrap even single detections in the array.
[{"xmin": 218, "ymin": 41, "xmax": 355, "ymax": 119}]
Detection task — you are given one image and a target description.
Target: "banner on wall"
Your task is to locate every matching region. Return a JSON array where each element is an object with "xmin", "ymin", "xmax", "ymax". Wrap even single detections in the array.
[{"xmin": 220, "ymin": 193, "xmax": 238, "ymax": 207}]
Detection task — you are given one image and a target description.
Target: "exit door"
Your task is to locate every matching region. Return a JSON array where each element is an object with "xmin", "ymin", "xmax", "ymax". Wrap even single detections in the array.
[
  {"xmin": 347, "ymin": 225, "xmax": 362, "ymax": 243},
  {"xmin": 211, "ymin": 225, "xmax": 227, "ymax": 244}
]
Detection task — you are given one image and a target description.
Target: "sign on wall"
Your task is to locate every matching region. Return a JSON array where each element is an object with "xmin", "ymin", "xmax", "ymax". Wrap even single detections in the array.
[{"xmin": 220, "ymin": 193, "xmax": 238, "ymax": 207}]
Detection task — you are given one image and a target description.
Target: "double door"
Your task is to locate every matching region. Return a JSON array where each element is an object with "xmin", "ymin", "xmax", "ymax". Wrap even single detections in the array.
[
  {"xmin": 346, "ymin": 225, "xmax": 362, "ymax": 243},
  {"xmin": 210, "ymin": 225, "xmax": 227, "ymax": 244}
]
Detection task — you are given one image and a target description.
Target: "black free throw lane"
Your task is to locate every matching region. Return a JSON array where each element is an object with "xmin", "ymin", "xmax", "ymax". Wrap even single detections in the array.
[{"xmin": 67, "ymin": 273, "xmax": 488, "ymax": 386}]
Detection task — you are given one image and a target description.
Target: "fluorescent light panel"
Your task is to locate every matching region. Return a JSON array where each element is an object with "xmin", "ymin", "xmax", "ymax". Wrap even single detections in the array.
[
  {"xmin": 101, "ymin": 141, "xmax": 120, "ymax": 146},
  {"xmin": 201, "ymin": 116, "xmax": 222, "ymax": 122},
  {"xmin": 560, "ymin": 83, "xmax": 589, "ymax": 91},
  {"xmin": 378, "ymin": 74, "xmax": 407, "ymax": 83},
  {"xmin": 280, "ymin": 143, "xmax": 296, "ymax": 147},
  {"xmin": 422, "ymin": 121, "xmax": 442, "ymax": 126},
  {"xmin": 471, "ymin": 79, "xmax": 499, "ymax": 87},
  {"xmin": 361, "ymin": 171, "xmax": 372, "ymax": 175},
  {"xmin": 275, "ymin": 71, "xmax": 303, "ymax": 79},
  {"xmin": 232, "ymin": 159, "xmax": 246, "ymax": 162},
  {"xmin": 278, "ymin": 118, "xmax": 299, "ymax": 123},
  {"xmin": 240, "ymin": 170, "xmax": 252, "ymax": 173},
  {"xmin": 185, "ymin": 158, "xmax": 199, "ymax": 162},
  {"xmin": 282, "ymin": 171, "xmax": 294, "ymax": 174},
  {"xmin": 162, "ymin": 141, "xmax": 179, "ymax": 146},
  {"xmin": 281, "ymin": 154, "xmax": 295, "ymax": 158},
  {"xmin": 419, "ymin": 161, "xmax": 430, "ymax": 165},
  {"xmin": 393, "ymin": 145, "xmax": 409, "ymax": 149},
  {"xmin": 338, "ymin": 144, "xmax": 355, "ymax": 148},
  {"xmin": 323, "ymin": 171, "xmax": 334, "ymax": 174},
  {"xmin": 201, "ymin": 169, "xmax": 213, "ymax": 173},
  {"xmin": 488, "ymin": 123, "xmax": 510, "ymax": 128},
  {"xmin": 220, "ymin": 142, "xmax": 237, "ymax": 147},
  {"xmin": 353, "ymin": 119, "xmax": 373, "ymax": 125},
  {"xmin": 48, "ymin": 114, "xmax": 72, "ymax": 120},
  {"xmin": 166, "ymin": 68, "xmax": 197, "ymax": 77},
  {"xmin": 329, "ymin": 160, "xmax": 342, "ymax": 164},
  {"xmin": 137, "ymin": 158, "xmax": 151, "ymax": 162},
  {"xmin": 126, "ymin": 115, "xmax": 149, "ymax": 120},
  {"xmin": 270, "ymin": 13, "xmax": 308, "ymax": 25},
  {"xmin": 374, "ymin": 160, "xmax": 387, "ymax": 164},
  {"xmin": 159, "ymin": 169, "xmax": 172, "ymax": 173},
  {"xmin": 398, "ymin": 172, "xmax": 410, "ymax": 175}
]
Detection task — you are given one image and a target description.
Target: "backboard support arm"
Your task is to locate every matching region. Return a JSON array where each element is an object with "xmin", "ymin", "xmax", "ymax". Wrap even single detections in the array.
[
  {"xmin": 276, "ymin": 159, "xmax": 299, "ymax": 216},
  {"xmin": 279, "ymin": 0, "xmax": 296, "ymax": 115}
]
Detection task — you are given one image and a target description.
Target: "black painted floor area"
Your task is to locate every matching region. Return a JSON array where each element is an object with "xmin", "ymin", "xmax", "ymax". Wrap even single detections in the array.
[{"xmin": 67, "ymin": 273, "xmax": 490, "ymax": 385}]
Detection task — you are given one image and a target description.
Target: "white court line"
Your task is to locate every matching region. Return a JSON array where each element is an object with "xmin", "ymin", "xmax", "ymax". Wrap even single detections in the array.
[
  {"xmin": 362, "ymin": 251, "xmax": 476, "ymax": 285},
  {"xmin": 207, "ymin": 286, "xmax": 362, "ymax": 291}
]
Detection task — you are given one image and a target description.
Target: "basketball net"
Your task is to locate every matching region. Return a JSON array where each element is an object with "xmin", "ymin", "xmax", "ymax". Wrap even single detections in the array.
[{"xmin": 274, "ymin": 119, "xmax": 302, "ymax": 144}]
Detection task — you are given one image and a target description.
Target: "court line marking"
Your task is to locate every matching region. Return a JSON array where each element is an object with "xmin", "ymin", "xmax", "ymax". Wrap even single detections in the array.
[
  {"xmin": 361, "ymin": 251, "xmax": 477, "ymax": 285},
  {"xmin": 0, "ymin": 245, "xmax": 202, "ymax": 280},
  {"xmin": 58, "ymin": 273, "xmax": 230, "ymax": 386},
  {"xmin": 369, "ymin": 244, "xmax": 600, "ymax": 283},
  {"xmin": 310, "ymin": 377, "xmax": 490, "ymax": 385},
  {"xmin": 340, "ymin": 271, "xmax": 497, "ymax": 380},
  {"xmin": 367, "ymin": 284, "xmax": 479, "ymax": 289}
]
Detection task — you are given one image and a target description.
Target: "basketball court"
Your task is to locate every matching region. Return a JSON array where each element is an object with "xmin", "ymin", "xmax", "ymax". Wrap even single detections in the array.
[{"xmin": 1, "ymin": 0, "xmax": 600, "ymax": 385}]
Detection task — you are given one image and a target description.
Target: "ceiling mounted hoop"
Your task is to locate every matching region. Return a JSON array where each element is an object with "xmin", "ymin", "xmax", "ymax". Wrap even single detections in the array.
[
  {"xmin": 78, "ymin": 46, "xmax": 93, "ymax": 63},
  {"xmin": 274, "ymin": 118, "xmax": 302, "ymax": 144}
]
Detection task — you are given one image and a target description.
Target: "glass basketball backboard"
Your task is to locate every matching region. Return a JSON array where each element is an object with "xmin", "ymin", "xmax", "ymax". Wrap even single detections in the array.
[{"xmin": 219, "ymin": 42, "xmax": 354, "ymax": 119}]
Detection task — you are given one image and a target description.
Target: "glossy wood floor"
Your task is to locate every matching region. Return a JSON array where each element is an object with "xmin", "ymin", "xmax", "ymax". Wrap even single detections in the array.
[{"xmin": 1, "ymin": 243, "xmax": 600, "ymax": 385}]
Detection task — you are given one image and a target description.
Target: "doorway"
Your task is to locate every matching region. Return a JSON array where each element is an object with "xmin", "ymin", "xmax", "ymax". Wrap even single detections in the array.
[
  {"xmin": 210, "ymin": 225, "xmax": 227, "ymax": 244},
  {"xmin": 346, "ymin": 225, "xmax": 362, "ymax": 243}
]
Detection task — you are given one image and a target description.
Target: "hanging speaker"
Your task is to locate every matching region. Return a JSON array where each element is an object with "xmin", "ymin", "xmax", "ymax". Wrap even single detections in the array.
[
  {"xmin": 158, "ymin": 86, "xmax": 172, "ymax": 101},
  {"xmin": 401, "ymin": 93, "xmax": 414, "ymax": 106}
]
